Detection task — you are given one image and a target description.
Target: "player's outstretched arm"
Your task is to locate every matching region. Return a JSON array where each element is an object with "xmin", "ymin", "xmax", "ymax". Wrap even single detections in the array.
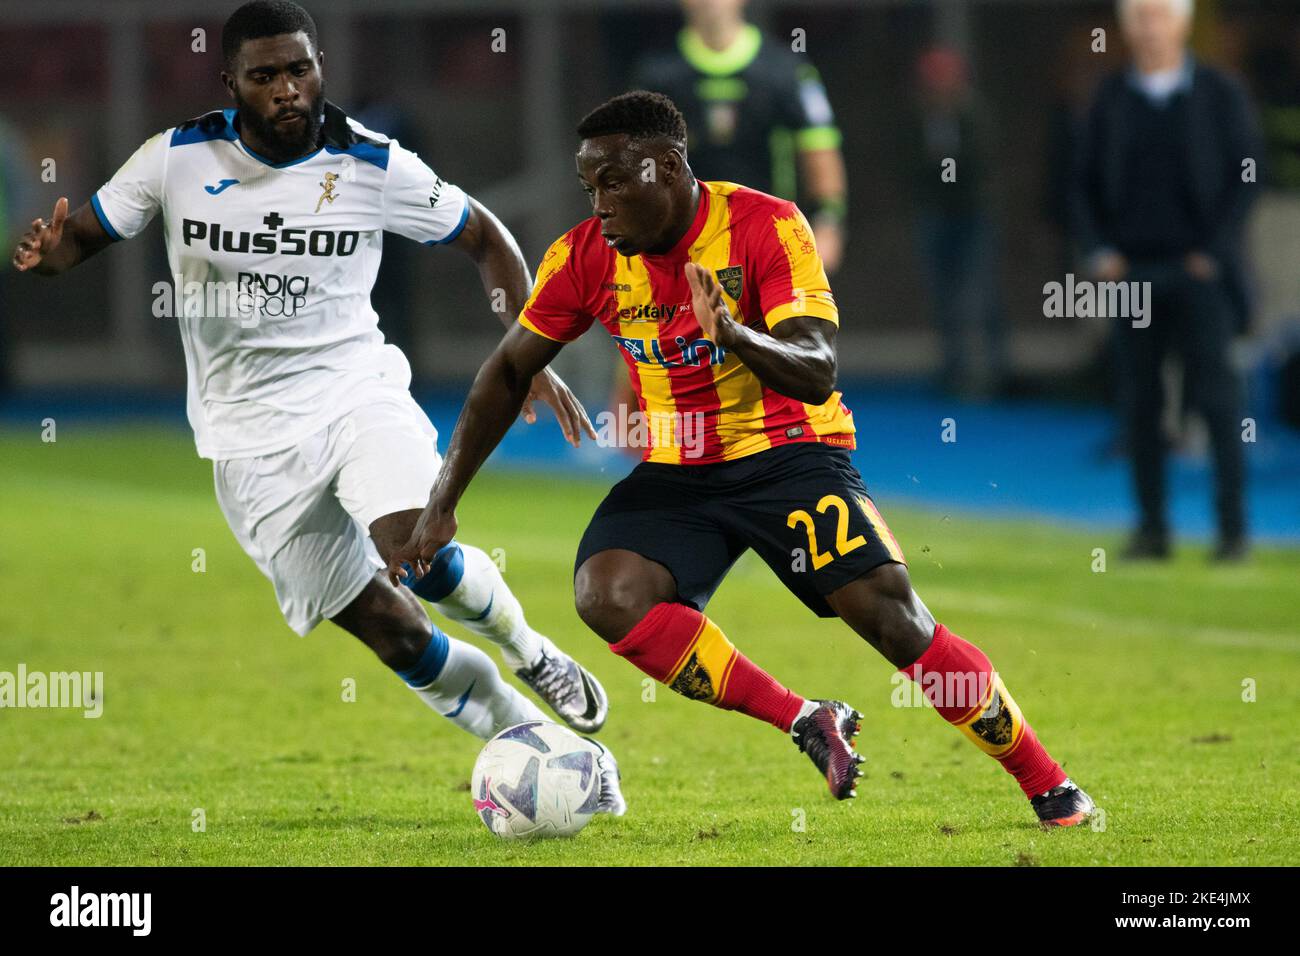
[
  {"xmin": 450, "ymin": 196, "xmax": 592, "ymax": 443},
  {"xmin": 685, "ymin": 261, "xmax": 837, "ymax": 405},
  {"xmin": 10, "ymin": 197, "xmax": 114, "ymax": 276},
  {"xmin": 386, "ymin": 323, "xmax": 583, "ymax": 584}
]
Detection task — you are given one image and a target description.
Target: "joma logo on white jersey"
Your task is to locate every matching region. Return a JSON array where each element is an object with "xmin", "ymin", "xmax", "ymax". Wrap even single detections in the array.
[{"xmin": 50, "ymin": 886, "xmax": 151, "ymax": 936}]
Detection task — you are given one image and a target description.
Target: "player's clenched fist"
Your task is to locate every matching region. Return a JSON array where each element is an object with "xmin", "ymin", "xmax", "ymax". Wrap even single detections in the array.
[
  {"xmin": 684, "ymin": 261, "xmax": 738, "ymax": 348},
  {"xmin": 386, "ymin": 501, "xmax": 459, "ymax": 587}
]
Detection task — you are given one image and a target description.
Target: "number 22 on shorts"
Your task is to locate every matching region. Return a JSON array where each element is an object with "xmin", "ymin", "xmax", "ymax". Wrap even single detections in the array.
[{"xmin": 786, "ymin": 494, "xmax": 867, "ymax": 569}]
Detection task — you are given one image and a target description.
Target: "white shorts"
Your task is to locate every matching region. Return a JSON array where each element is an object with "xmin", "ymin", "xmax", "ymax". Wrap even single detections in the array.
[{"xmin": 214, "ymin": 394, "xmax": 441, "ymax": 636}]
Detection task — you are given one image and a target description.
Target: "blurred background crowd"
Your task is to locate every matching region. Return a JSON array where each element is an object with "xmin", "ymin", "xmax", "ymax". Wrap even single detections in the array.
[{"xmin": 1, "ymin": 0, "xmax": 1297, "ymax": 549}]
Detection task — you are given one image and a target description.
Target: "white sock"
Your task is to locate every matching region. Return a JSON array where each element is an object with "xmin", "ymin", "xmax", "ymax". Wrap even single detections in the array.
[
  {"xmin": 790, "ymin": 699, "xmax": 818, "ymax": 736},
  {"xmin": 430, "ymin": 543, "xmax": 543, "ymax": 672},
  {"xmin": 405, "ymin": 635, "xmax": 545, "ymax": 740}
]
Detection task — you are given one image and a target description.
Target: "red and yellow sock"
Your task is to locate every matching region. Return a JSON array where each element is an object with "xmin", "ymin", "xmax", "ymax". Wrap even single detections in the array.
[
  {"xmin": 610, "ymin": 602, "xmax": 805, "ymax": 732},
  {"xmin": 900, "ymin": 623, "xmax": 1066, "ymax": 797}
]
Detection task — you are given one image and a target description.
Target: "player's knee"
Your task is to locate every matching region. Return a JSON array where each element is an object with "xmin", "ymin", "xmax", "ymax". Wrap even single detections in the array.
[
  {"xmin": 367, "ymin": 508, "xmax": 421, "ymax": 565},
  {"xmin": 573, "ymin": 575, "xmax": 637, "ymax": 642},
  {"xmin": 574, "ymin": 562, "xmax": 664, "ymax": 643}
]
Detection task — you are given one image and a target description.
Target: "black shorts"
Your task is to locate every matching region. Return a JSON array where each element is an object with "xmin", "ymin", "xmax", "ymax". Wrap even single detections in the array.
[{"xmin": 574, "ymin": 442, "xmax": 907, "ymax": 618}]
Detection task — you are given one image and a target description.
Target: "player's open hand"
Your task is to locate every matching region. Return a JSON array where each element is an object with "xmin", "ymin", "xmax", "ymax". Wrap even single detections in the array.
[
  {"xmin": 385, "ymin": 501, "xmax": 459, "ymax": 587},
  {"xmin": 522, "ymin": 367, "xmax": 598, "ymax": 448},
  {"xmin": 685, "ymin": 262, "xmax": 737, "ymax": 347},
  {"xmin": 11, "ymin": 197, "xmax": 69, "ymax": 272}
]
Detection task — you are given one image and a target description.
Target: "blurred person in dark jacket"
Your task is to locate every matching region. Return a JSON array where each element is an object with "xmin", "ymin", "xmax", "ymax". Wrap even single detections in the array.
[
  {"xmin": 1072, "ymin": 0, "xmax": 1263, "ymax": 561},
  {"xmin": 905, "ymin": 45, "xmax": 1007, "ymax": 398}
]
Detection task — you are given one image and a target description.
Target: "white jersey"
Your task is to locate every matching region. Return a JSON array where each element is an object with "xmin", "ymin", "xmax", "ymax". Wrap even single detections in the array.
[{"xmin": 93, "ymin": 102, "xmax": 469, "ymax": 459}]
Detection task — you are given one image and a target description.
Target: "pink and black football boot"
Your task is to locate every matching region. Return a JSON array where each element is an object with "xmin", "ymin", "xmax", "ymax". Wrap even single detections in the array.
[{"xmin": 791, "ymin": 699, "xmax": 865, "ymax": 800}]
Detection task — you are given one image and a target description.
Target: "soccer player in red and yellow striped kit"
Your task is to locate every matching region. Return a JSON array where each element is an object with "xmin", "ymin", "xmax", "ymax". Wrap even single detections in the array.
[{"xmin": 391, "ymin": 91, "xmax": 1093, "ymax": 827}]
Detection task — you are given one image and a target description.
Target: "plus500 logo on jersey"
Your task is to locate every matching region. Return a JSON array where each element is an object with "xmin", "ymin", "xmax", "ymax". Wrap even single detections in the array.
[{"xmin": 181, "ymin": 211, "xmax": 360, "ymax": 257}]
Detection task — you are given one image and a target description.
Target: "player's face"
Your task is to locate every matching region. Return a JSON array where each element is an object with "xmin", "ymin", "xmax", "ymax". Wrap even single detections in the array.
[
  {"xmin": 1122, "ymin": 0, "xmax": 1191, "ymax": 64},
  {"xmin": 223, "ymin": 32, "xmax": 325, "ymax": 162},
  {"xmin": 576, "ymin": 135, "xmax": 678, "ymax": 257},
  {"xmin": 682, "ymin": 0, "xmax": 749, "ymax": 28}
]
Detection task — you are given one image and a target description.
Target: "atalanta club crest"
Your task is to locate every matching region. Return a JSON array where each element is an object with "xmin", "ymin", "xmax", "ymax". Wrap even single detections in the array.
[{"xmin": 715, "ymin": 265, "xmax": 743, "ymax": 300}]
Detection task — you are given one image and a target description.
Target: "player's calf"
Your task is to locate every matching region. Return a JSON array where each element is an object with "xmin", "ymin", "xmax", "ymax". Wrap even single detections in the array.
[
  {"xmin": 577, "ymin": 552, "xmax": 865, "ymax": 800},
  {"xmin": 332, "ymin": 575, "xmax": 545, "ymax": 739},
  {"xmin": 578, "ymin": 552, "xmax": 804, "ymax": 727},
  {"xmin": 830, "ymin": 565, "xmax": 1084, "ymax": 821},
  {"xmin": 331, "ymin": 573, "xmax": 432, "ymax": 670},
  {"xmin": 399, "ymin": 539, "xmax": 540, "ymax": 664},
  {"xmin": 610, "ymin": 601, "xmax": 809, "ymax": 725},
  {"xmin": 396, "ymin": 537, "xmax": 609, "ymax": 733},
  {"xmin": 606, "ymin": 597, "xmax": 865, "ymax": 801},
  {"xmin": 896, "ymin": 622, "xmax": 1074, "ymax": 809},
  {"xmin": 825, "ymin": 562, "xmax": 935, "ymax": 668}
]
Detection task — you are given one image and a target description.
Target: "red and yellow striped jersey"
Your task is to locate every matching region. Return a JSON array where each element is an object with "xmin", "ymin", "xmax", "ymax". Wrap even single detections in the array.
[{"xmin": 518, "ymin": 180, "xmax": 856, "ymax": 465}]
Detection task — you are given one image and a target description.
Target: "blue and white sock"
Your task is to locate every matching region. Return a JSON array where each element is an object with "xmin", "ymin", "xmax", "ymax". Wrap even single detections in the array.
[
  {"xmin": 394, "ymin": 624, "xmax": 545, "ymax": 739},
  {"xmin": 404, "ymin": 541, "xmax": 543, "ymax": 672}
]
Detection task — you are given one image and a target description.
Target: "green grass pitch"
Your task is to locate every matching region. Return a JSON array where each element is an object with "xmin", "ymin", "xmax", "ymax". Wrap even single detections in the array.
[{"xmin": 1, "ymin": 425, "xmax": 1297, "ymax": 866}]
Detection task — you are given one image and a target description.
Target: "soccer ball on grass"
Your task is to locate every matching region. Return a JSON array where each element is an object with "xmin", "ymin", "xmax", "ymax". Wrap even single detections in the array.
[{"xmin": 470, "ymin": 720, "xmax": 602, "ymax": 839}]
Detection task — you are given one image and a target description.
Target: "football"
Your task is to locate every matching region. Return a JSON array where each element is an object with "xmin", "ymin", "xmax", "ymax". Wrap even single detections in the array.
[{"xmin": 470, "ymin": 721, "xmax": 603, "ymax": 839}]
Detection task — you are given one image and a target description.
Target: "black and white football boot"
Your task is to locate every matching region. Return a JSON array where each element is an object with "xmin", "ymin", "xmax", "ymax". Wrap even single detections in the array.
[
  {"xmin": 586, "ymin": 738, "xmax": 627, "ymax": 817},
  {"xmin": 790, "ymin": 699, "xmax": 865, "ymax": 800},
  {"xmin": 515, "ymin": 638, "xmax": 609, "ymax": 734},
  {"xmin": 1030, "ymin": 778, "xmax": 1095, "ymax": 829}
]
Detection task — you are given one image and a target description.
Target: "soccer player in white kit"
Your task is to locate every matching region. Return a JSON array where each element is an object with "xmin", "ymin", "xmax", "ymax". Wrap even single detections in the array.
[{"xmin": 11, "ymin": 0, "xmax": 624, "ymax": 815}]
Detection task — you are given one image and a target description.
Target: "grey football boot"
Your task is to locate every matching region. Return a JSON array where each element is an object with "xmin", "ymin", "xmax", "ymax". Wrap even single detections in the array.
[{"xmin": 514, "ymin": 637, "xmax": 610, "ymax": 734}]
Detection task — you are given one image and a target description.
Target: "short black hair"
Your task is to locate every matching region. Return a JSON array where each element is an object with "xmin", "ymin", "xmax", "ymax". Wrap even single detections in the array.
[
  {"xmin": 222, "ymin": 0, "xmax": 319, "ymax": 68},
  {"xmin": 577, "ymin": 91, "xmax": 688, "ymax": 150}
]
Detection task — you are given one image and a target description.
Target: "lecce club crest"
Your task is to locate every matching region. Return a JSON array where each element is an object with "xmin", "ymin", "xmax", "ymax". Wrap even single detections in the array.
[{"xmin": 715, "ymin": 265, "xmax": 743, "ymax": 300}]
